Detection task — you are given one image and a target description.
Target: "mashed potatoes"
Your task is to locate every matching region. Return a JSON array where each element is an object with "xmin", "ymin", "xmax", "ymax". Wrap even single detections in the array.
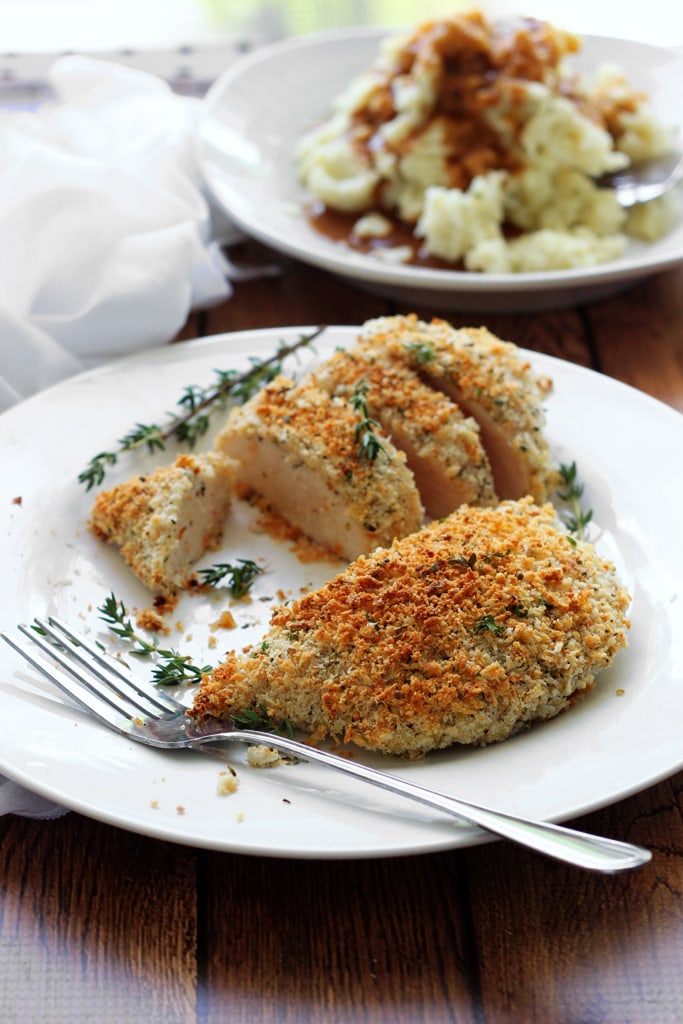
[{"xmin": 297, "ymin": 11, "xmax": 678, "ymax": 273}]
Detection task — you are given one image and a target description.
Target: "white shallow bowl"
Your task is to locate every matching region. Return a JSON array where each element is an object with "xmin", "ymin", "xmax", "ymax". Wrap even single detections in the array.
[
  {"xmin": 198, "ymin": 27, "xmax": 683, "ymax": 312},
  {"xmin": 1, "ymin": 327, "xmax": 682, "ymax": 858}
]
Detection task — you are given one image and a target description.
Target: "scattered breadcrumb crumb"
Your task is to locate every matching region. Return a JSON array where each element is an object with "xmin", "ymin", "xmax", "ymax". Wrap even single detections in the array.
[
  {"xmin": 246, "ymin": 745, "xmax": 283, "ymax": 768},
  {"xmin": 211, "ymin": 610, "xmax": 237, "ymax": 631},
  {"xmin": 136, "ymin": 608, "xmax": 169, "ymax": 634},
  {"xmin": 216, "ymin": 771, "xmax": 240, "ymax": 795}
]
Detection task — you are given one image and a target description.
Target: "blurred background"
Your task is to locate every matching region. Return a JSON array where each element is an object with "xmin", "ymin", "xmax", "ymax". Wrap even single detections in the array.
[
  {"xmin": 1, "ymin": 0, "xmax": 682, "ymax": 49},
  {"xmin": 1, "ymin": 0, "xmax": 682, "ymax": 104}
]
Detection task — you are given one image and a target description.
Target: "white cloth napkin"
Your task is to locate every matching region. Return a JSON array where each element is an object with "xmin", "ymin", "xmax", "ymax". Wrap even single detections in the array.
[
  {"xmin": 0, "ymin": 54, "xmax": 261, "ymax": 818},
  {"xmin": 0, "ymin": 53, "xmax": 239, "ymax": 413},
  {"xmin": 0, "ymin": 779, "xmax": 69, "ymax": 819}
]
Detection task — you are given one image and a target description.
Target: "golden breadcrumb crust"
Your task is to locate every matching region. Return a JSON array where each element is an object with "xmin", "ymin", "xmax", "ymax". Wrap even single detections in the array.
[
  {"xmin": 89, "ymin": 452, "xmax": 236, "ymax": 596},
  {"xmin": 191, "ymin": 498, "xmax": 630, "ymax": 757}
]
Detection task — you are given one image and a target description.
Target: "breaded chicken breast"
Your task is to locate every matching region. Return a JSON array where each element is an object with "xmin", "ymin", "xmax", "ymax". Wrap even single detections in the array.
[
  {"xmin": 308, "ymin": 344, "xmax": 497, "ymax": 518},
  {"xmin": 191, "ymin": 498, "xmax": 630, "ymax": 757},
  {"xmin": 358, "ymin": 314, "xmax": 555, "ymax": 503},
  {"xmin": 89, "ymin": 452, "xmax": 236, "ymax": 597},
  {"xmin": 214, "ymin": 375, "xmax": 424, "ymax": 561}
]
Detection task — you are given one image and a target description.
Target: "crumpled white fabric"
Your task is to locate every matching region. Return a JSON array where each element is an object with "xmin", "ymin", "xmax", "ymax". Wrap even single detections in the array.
[
  {"xmin": 0, "ymin": 53, "xmax": 239, "ymax": 414},
  {"xmin": 0, "ymin": 55, "xmax": 254, "ymax": 818},
  {"xmin": 0, "ymin": 779, "xmax": 69, "ymax": 820}
]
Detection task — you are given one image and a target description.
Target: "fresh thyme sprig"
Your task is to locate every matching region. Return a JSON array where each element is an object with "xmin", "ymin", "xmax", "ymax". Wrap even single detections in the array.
[
  {"xmin": 98, "ymin": 593, "xmax": 212, "ymax": 686},
  {"xmin": 79, "ymin": 327, "xmax": 326, "ymax": 490},
  {"xmin": 196, "ymin": 558, "xmax": 263, "ymax": 598},
  {"xmin": 231, "ymin": 703, "xmax": 294, "ymax": 738},
  {"xmin": 350, "ymin": 378, "xmax": 388, "ymax": 462},
  {"xmin": 556, "ymin": 461, "xmax": 593, "ymax": 541}
]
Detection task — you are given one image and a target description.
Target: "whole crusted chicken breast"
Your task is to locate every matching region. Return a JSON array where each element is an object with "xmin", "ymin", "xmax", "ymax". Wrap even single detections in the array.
[{"xmin": 191, "ymin": 498, "xmax": 630, "ymax": 757}]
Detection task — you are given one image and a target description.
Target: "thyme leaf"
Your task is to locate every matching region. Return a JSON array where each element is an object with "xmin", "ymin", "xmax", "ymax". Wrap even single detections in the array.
[
  {"xmin": 556, "ymin": 461, "xmax": 593, "ymax": 540},
  {"xmin": 451, "ymin": 553, "xmax": 477, "ymax": 570},
  {"xmin": 404, "ymin": 340, "xmax": 436, "ymax": 365},
  {"xmin": 196, "ymin": 558, "xmax": 263, "ymax": 598},
  {"xmin": 79, "ymin": 327, "xmax": 325, "ymax": 490},
  {"xmin": 350, "ymin": 378, "xmax": 388, "ymax": 462},
  {"xmin": 473, "ymin": 613, "xmax": 506, "ymax": 637},
  {"xmin": 97, "ymin": 593, "xmax": 212, "ymax": 686},
  {"xmin": 231, "ymin": 704, "xmax": 294, "ymax": 738}
]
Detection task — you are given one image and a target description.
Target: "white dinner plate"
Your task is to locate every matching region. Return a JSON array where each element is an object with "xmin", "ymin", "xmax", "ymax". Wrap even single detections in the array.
[
  {"xmin": 197, "ymin": 27, "xmax": 683, "ymax": 313},
  {"xmin": 1, "ymin": 327, "xmax": 682, "ymax": 858}
]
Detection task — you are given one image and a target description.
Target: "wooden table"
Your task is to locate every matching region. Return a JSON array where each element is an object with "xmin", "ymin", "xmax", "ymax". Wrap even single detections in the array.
[{"xmin": 2, "ymin": 240, "xmax": 682, "ymax": 1023}]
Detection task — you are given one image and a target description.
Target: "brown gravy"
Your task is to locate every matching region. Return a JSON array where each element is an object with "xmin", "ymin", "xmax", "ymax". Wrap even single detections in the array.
[{"xmin": 306, "ymin": 201, "xmax": 465, "ymax": 271}]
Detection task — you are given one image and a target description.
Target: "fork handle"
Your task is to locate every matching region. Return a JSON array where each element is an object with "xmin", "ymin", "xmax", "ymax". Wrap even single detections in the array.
[{"xmin": 192, "ymin": 729, "xmax": 651, "ymax": 872}]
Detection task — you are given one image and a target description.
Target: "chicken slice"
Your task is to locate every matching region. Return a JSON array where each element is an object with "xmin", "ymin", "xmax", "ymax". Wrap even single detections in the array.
[
  {"xmin": 358, "ymin": 314, "xmax": 555, "ymax": 502},
  {"xmin": 308, "ymin": 344, "xmax": 497, "ymax": 518},
  {"xmin": 191, "ymin": 498, "xmax": 630, "ymax": 758},
  {"xmin": 89, "ymin": 452, "xmax": 236, "ymax": 597},
  {"xmin": 214, "ymin": 375, "xmax": 424, "ymax": 561}
]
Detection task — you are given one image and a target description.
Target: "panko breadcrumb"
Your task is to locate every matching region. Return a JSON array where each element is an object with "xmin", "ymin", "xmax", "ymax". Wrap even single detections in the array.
[
  {"xmin": 191, "ymin": 498, "xmax": 631, "ymax": 757},
  {"xmin": 89, "ymin": 452, "xmax": 236, "ymax": 597},
  {"xmin": 358, "ymin": 314, "xmax": 555, "ymax": 503},
  {"xmin": 214, "ymin": 374, "xmax": 424, "ymax": 561}
]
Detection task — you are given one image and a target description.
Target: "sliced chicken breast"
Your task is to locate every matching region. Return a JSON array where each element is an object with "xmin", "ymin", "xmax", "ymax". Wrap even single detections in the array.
[
  {"xmin": 214, "ymin": 375, "xmax": 424, "ymax": 562},
  {"xmin": 358, "ymin": 314, "xmax": 556, "ymax": 503},
  {"xmin": 309, "ymin": 344, "xmax": 497, "ymax": 518}
]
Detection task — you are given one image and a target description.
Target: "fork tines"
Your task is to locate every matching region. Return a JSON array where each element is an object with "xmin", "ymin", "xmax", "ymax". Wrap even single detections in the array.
[{"xmin": 2, "ymin": 616, "xmax": 182, "ymax": 737}]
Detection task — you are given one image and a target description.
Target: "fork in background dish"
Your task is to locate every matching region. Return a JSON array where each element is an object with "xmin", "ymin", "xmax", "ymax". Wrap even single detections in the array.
[
  {"xmin": 1, "ymin": 616, "xmax": 652, "ymax": 874},
  {"xmin": 600, "ymin": 150, "xmax": 683, "ymax": 207}
]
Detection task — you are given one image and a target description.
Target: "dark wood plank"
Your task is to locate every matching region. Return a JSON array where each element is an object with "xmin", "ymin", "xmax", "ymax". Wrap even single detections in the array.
[
  {"xmin": 586, "ymin": 268, "xmax": 683, "ymax": 411},
  {"xmin": 205, "ymin": 242, "xmax": 389, "ymax": 334},
  {"xmin": 466, "ymin": 770, "xmax": 683, "ymax": 1023},
  {"xmin": 0, "ymin": 813, "xmax": 198, "ymax": 1023},
  {"xmin": 200, "ymin": 851, "xmax": 480, "ymax": 1024}
]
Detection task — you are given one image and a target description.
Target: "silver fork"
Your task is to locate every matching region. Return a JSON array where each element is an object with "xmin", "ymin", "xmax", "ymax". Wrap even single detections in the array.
[
  {"xmin": 2, "ymin": 616, "xmax": 651, "ymax": 873},
  {"xmin": 600, "ymin": 149, "xmax": 683, "ymax": 207}
]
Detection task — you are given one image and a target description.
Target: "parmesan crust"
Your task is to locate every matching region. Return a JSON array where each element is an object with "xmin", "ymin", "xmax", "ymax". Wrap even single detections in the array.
[
  {"xmin": 309, "ymin": 344, "xmax": 497, "ymax": 517},
  {"xmin": 214, "ymin": 374, "xmax": 424, "ymax": 561},
  {"xmin": 191, "ymin": 498, "xmax": 630, "ymax": 757},
  {"xmin": 89, "ymin": 452, "xmax": 236, "ymax": 597},
  {"xmin": 358, "ymin": 314, "xmax": 555, "ymax": 502}
]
